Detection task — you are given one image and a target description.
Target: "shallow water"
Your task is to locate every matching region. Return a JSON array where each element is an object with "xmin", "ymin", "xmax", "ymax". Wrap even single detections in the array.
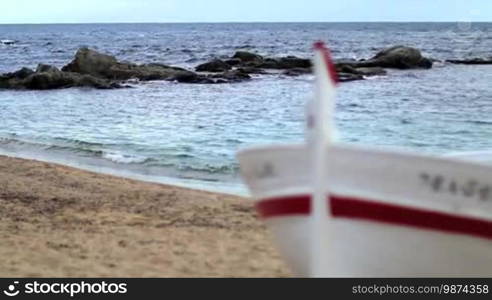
[{"xmin": 1, "ymin": 23, "xmax": 491, "ymax": 194}]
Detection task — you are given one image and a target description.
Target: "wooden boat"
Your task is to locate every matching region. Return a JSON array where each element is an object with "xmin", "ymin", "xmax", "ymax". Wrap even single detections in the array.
[{"xmin": 237, "ymin": 42, "xmax": 492, "ymax": 277}]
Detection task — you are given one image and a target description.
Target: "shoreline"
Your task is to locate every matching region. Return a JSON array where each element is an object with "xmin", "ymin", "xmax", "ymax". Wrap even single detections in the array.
[
  {"xmin": 0, "ymin": 147, "xmax": 248, "ymax": 196},
  {"xmin": 0, "ymin": 155, "xmax": 290, "ymax": 277}
]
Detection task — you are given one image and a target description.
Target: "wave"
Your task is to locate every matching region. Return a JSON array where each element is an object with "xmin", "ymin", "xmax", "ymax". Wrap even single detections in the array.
[
  {"xmin": 52, "ymin": 137, "xmax": 106, "ymax": 147},
  {"xmin": 0, "ymin": 137, "xmax": 152, "ymax": 165},
  {"xmin": 0, "ymin": 136, "xmax": 237, "ymax": 176},
  {"xmin": 178, "ymin": 163, "xmax": 239, "ymax": 174},
  {"xmin": 465, "ymin": 120, "xmax": 492, "ymax": 125},
  {"xmin": 102, "ymin": 151, "xmax": 151, "ymax": 164}
]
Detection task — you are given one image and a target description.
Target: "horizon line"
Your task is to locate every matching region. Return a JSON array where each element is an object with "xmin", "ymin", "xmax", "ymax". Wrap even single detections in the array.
[{"xmin": 1, "ymin": 20, "xmax": 491, "ymax": 25}]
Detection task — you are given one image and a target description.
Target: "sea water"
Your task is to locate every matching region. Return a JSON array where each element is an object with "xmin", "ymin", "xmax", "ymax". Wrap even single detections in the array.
[{"xmin": 0, "ymin": 23, "xmax": 491, "ymax": 194}]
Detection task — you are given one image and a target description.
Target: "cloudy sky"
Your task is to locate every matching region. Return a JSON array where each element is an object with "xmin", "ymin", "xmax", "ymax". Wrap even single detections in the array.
[{"xmin": 1, "ymin": 0, "xmax": 491, "ymax": 23}]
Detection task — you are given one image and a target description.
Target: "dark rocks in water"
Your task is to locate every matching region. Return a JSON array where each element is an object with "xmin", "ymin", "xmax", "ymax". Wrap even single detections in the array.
[
  {"xmin": 237, "ymin": 66, "xmax": 267, "ymax": 74},
  {"xmin": 446, "ymin": 58, "xmax": 492, "ymax": 65},
  {"xmin": 5, "ymin": 67, "xmax": 35, "ymax": 79},
  {"xmin": 225, "ymin": 58, "xmax": 242, "ymax": 66},
  {"xmin": 62, "ymin": 47, "xmax": 195, "ymax": 81},
  {"xmin": 354, "ymin": 45, "xmax": 433, "ymax": 69},
  {"xmin": 334, "ymin": 58, "xmax": 360, "ymax": 65},
  {"xmin": 27, "ymin": 71, "xmax": 121, "ymax": 90},
  {"xmin": 175, "ymin": 69, "xmax": 251, "ymax": 84},
  {"xmin": 374, "ymin": 46, "xmax": 433, "ymax": 69},
  {"xmin": 166, "ymin": 68, "xmax": 250, "ymax": 84},
  {"xmin": 197, "ymin": 52, "xmax": 313, "ymax": 79},
  {"xmin": 1, "ymin": 47, "xmax": 252, "ymax": 90},
  {"xmin": 338, "ymin": 72, "xmax": 364, "ymax": 82},
  {"xmin": 272, "ymin": 56, "xmax": 312, "ymax": 69},
  {"xmin": 133, "ymin": 63, "xmax": 195, "ymax": 81},
  {"xmin": 36, "ymin": 64, "xmax": 59, "ymax": 73},
  {"xmin": 62, "ymin": 47, "xmax": 118, "ymax": 76},
  {"xmin": 232, "ymin": 51, "xmax": 264, "ymax": 63},
  {"xmin": 1, "ymin": 45, "xmax": 437, "ymax": 90},
  {"xmin": 336, "ymin": 46, "xmax": 432, "ymax": 70},
  {"xmin": 209, "ymin": 70, "xmax": 251, "ymax": 83},
  {"xmin": 61, "ymin": 47, "xmax": 247, "ymax": 84},
  {"xmin": 336, "ymin": 64, "xmax": 359, "ymax": 74},
  {"xmin": 172, "ymin": 72, "xmax": 209, "ymax": 84},
  {"xmin": 23, "ymin": 72, "xmax": 74, "ymax": 90},
  {"xmin": 254, "ymin": 58, "xmax": 278, "ymax": 69},
  {"xmin": 354, "ymin": 67, "xmax": 387, "ymax": 76},
  {"xmin": 0, "ymin": 65, "xmax": 123, "ymax": 90},
  {"xmin": 332, "ymin": 65, "xmax": 386, "ymax": 81},
  {"xmin": 283, "ymin": 67, "xmax": 312, "ymax": 77},
  {"xmin": 282, "ymin": 65, "xmax": 385, "ymax": 78},
  {"xmin": 195, "ymin": 59, "xmax": 232, "ymax": 72},
  {"xmin": 242, "ymin": 56, "xmax": 312, "ymax": 70}
]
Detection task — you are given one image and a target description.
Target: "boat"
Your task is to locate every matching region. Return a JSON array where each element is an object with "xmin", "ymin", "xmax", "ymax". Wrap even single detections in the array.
[
  {"xmin": 0, "ymin": 39, "xmax": 15, "ymax": 45},
  {"xmin": 236, "ymin": 41, "xmax": 492, "ymax": 277}
]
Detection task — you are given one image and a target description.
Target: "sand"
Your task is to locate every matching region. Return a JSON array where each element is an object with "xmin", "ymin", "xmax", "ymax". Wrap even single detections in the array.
[{"xmin": 0, "ymin": 155, "xmax": 290, "ymax": 277}]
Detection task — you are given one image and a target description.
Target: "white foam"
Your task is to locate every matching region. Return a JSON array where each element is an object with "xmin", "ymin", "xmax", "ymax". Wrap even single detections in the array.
[{"xmin": 102, "ymin": 151, "xmax": 148, "ymax": 164}]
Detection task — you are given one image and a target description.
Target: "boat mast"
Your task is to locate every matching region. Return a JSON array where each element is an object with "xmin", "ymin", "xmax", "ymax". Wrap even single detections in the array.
[{"xmin": 308, "ymin": 41, "xmax": 338, "ymax": 277}]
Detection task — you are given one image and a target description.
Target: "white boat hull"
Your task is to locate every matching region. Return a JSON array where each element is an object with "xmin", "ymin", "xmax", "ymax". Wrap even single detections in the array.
[
  {"xmin": 238, "ymin": 144, "xmax": 492, "ymax": 277},
  {"xmin": 265, "ymin": 209, "xmax": 492, "ymax": 277}
]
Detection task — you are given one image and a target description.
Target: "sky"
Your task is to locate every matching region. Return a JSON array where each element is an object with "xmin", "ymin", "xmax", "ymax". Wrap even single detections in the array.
[{"xmin": 1, "ymin": 0, "xmax": 491, "ymax": 24}]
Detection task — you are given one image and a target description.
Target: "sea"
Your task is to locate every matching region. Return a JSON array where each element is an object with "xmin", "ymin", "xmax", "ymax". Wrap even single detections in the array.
[{"xmin": 0, "ymin": 22, "xmax": 491, "ymax": 195}]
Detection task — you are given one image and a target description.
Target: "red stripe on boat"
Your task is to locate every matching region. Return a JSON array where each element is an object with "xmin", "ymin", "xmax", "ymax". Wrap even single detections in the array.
[
  {"xmin": 256, "ymin": 195, "xmax": 492, "ymax": 240},
  {"xmin": 256, "ymin": 195, "xmax": 311, "ymax": 218},
  {"xmin": 313, "ymin": 41, "xmax": 339, "ymax": 85}
]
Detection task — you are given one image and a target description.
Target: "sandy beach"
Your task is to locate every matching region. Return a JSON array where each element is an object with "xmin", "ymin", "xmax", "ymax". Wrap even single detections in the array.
[{"xmin": 0, "ymin": 155, "xmax": 290, "ymax": 277}]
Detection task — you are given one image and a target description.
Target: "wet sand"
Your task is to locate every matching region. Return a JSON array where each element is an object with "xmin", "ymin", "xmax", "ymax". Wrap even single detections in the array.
[{"xmin": 0, "ymin": 155, "xmax": 290, "ymax": 277}]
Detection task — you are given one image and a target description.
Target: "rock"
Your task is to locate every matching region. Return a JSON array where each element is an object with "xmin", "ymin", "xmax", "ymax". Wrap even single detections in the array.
[
  {"xmin": 62, "ymin": 47, "xmax": 198, "ymax": 81},
  {"xmin": 0, "ymin": 75, "xmax": 11, "ymax": 89},
  {"xmin": 337, "ymin": 46, "xmax": 432, "ymax": 70},
  {"xmin": 354, "ymin": 67, "xmax": 387, "ymax": 76},
  {"xmin": 283, "ymin": 67, "xmax": 311, "ymax": 76},
  {"xmin": 225, "ymin": 58, "xmax": 242, "ymax": 66},
  {"xmin": 232, "ymin": 51, "xmax": 263, "ymax": 63},
  {"xmin": 337, "ymin": 72, "xmax": 364, "ymax": 82},
  {"xmin": 6, "ymin": 67, "xmax": 34, "ymax": 79},
  {"xmin": 36, "ymin": 64, "xmax": 59, "ymax": 73},
  {"xmin": 336, "ymin": 64, "xmax": 359, "ymax": 74},
  {"xmin": 0, "ymin": 66, "xmax": 122, "ymax": 90},
  {"xmin": 23, "ymin": 71, "xmax": 74, "ymax": 90},
  {"xmin": 335, "ymin": 64, "xmax": 386, "ymax": 78},
  {"xmin": 2, "ymin": 45, "xmax": 436, "ymax": 89},
  {"xmin": 195, "ymin": 59, "xmax": 232, "ymax": 72},
  {"xmin": 255, "ymin": 56, "xmax": 312, "ymax": 69},
  {"xmin": 76, "ymin": 74, "xmax": 124, "ymax": 89},
  {"xmin": 62, "ymin": 47, "xmax": 118, "ymax": 76},
  {"xmin": 173, "ymin": 72, "xmax": 211, "ymax": 84},
  {"xmin": 236, "ymin": 67, "xmax": 267, "ymax": 74},
  {"xmin": 228, "ymin": 52, "xmax": 312, "ymax": 70},
  {"xmin": 446, "ymin": 58, "xmax": 492, "ymax": 65},
  {"xmin": 365, "ymin": 46, "xmax": 433, "ymax": 69},
  {"xmin": 173, "ymin": 69, "xmax": 251, "ymax": 84},
  {"xmin": 334, "ymin": 58, "xmax": 360, "ymax": 65},
  {"xmin": 24, "ymin": 70, "xmax": 121, "ymax": 90},
  {"xmin": 209, "ymin": 70, "xmax": 251, "ymax": 83},
  {"xmin": 256, "ymin": 58, "xmax": 279, "ymax": 69},
  {"xmin": 134, "ymin": 63, "xmax": 195, "ymax": 81},
  {"xmin": 277, "ymin": 56, "xmax": 312, "ymax": 69}
]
